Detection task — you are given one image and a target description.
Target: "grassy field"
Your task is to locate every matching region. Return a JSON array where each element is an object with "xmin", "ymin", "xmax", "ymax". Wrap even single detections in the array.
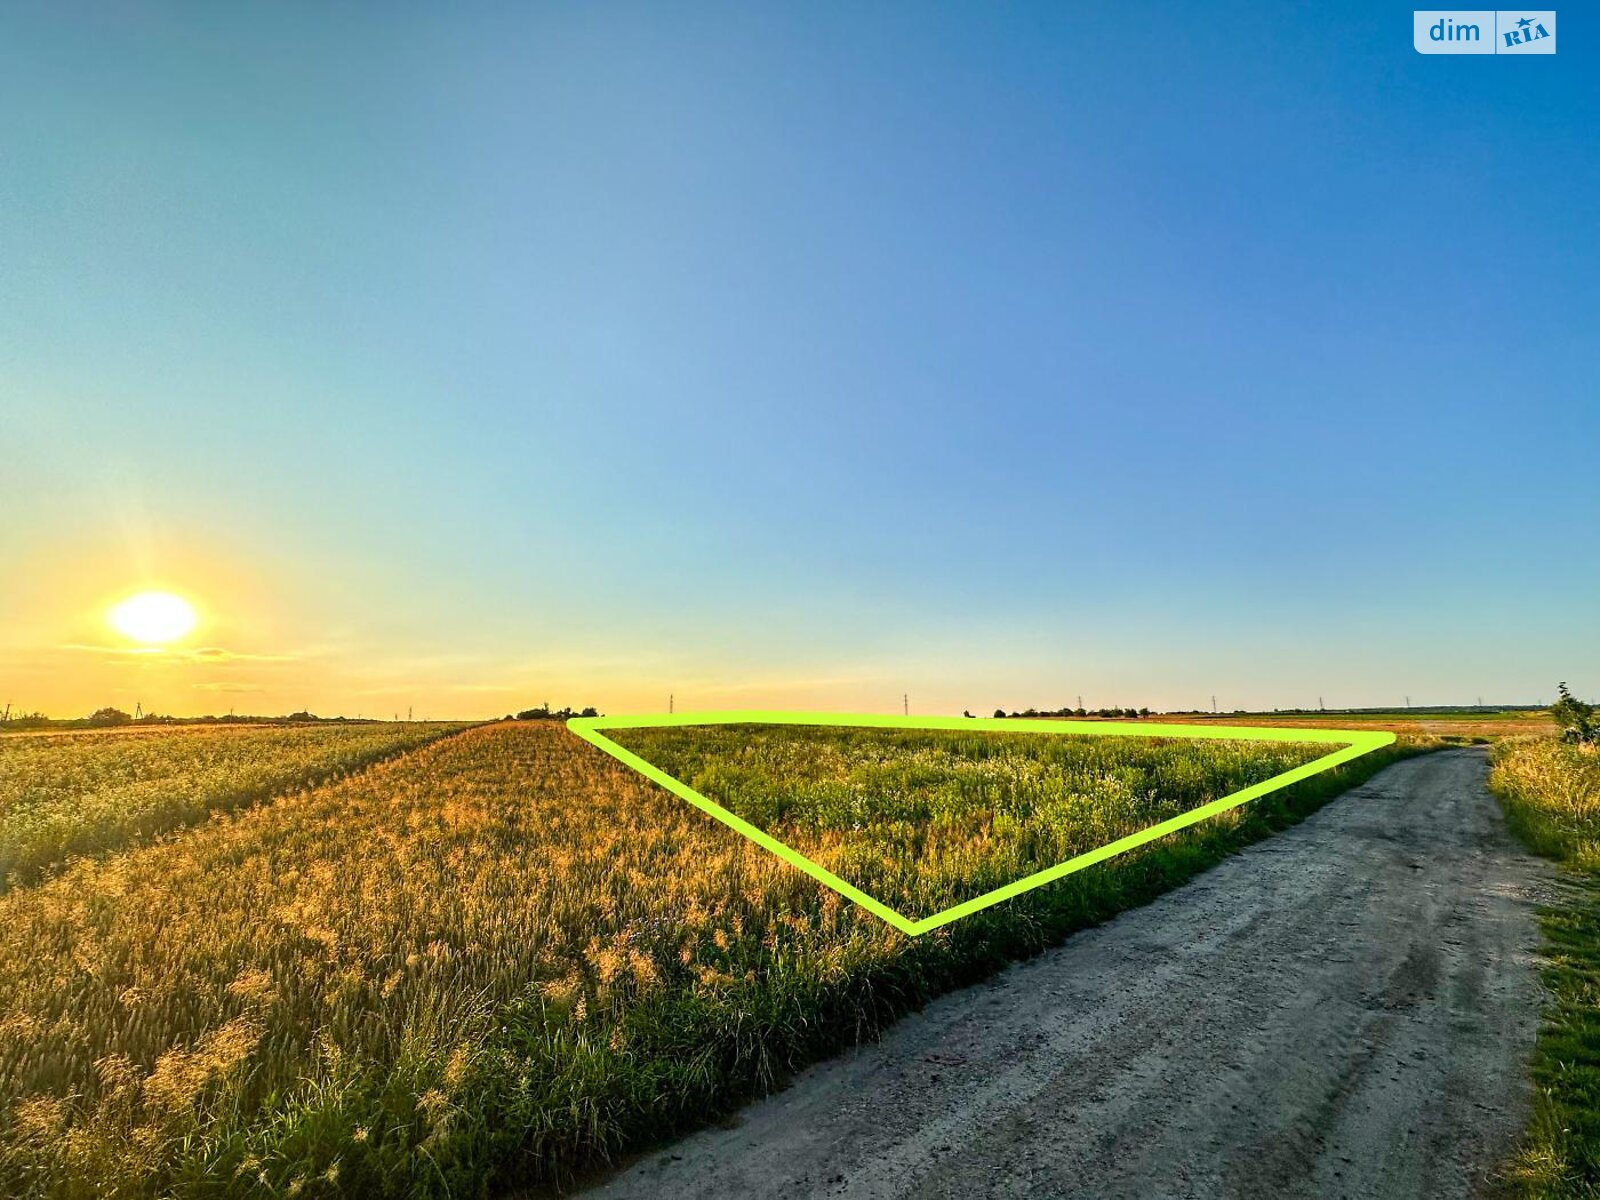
[
  {"xmin": 0, "ymin": 723, "xmax": 468, "ymax": 886},
  {"xmin": 0, "ymin": 721, "xmax": 1420, "ymax": 1197},
  {"xmin": 609, "ymin": 724, "xmax": 1339, "ymax": 921},
  {"xmin": 1490, "ymin": 738, "xmax": 1600, "ymax": 1196}
]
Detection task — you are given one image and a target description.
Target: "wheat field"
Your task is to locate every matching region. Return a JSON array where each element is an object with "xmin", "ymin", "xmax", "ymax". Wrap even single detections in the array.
[
  {"xmin": 0, "ymin": 723, "xmax": 466, "ymax": 886},
  {"xmin": 0, "ymin": 721, "xmax": 1411, "ymax": 1197}
]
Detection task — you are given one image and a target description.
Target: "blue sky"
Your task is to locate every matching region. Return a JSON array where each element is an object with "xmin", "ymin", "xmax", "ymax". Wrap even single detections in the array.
[{"xmin": 2, "ymin": 2, "xmax": 1595, "ymax": 717}]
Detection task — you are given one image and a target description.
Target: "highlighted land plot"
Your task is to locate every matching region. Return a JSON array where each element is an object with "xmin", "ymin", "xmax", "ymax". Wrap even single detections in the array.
[{"xmin": 567, "ymin": 712, "xmax": 1395, "ymax": 936}]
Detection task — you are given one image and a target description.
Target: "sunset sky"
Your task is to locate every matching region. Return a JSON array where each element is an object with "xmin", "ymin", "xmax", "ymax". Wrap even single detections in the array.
[{"xmin": 3, "ymin": 3, "xmax": 1595, "ymax": 719}]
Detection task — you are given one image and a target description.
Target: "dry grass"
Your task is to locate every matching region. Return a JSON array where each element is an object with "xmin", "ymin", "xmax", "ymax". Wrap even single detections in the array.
[{"xmin": 1171, "ymin": 711, "xmax": 1554, "ymax": 740}]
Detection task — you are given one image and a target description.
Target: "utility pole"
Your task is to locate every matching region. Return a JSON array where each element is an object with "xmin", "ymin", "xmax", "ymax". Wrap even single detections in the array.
[
  {"xmin": 1318, "ymin": 696, "xmax": 1325, "ymax": 711},
  {"xmin": 1212, "ymin": 695, "xmax": 1218, "ymax": 714},
  {"xmin": 1077, "ymin": 694, "xmax": 1083, "ymax": 711},
  {"xmin": 408, "ymin": 705, "xmax": 413, "ymax": 721},
  {"xmin": 1405, "ymin": 696, "xmax": 1410, "ymax": 709},
  {"xmin": 903, "ymin": 693, "xmax": 909, "ymax": 716},
  {"xmin": 669, "ymin": 693, "xmax": 674, "ymax": 714}
]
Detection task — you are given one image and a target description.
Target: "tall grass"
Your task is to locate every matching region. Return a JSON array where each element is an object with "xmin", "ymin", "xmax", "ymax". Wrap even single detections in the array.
[
  {"xmin": 612, "ymin": 725, "xmax": 1339, "ymax": 919},
  {"xmin": 0, "ymin": 723, "xmax": 468, "ymax": 886},
  {"xmin": 1491, "ymin": 739, "xmax": 1600, "ymax": 1195},
  {"xmin": 0, "ymin": 723, "xmax": 1417, "ymax": 1197}
]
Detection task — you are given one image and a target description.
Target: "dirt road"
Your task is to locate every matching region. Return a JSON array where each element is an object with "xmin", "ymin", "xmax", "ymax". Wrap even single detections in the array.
[{"xmin": 584, "ymin": 750, "xmax": 1553, "ymax": 1199}]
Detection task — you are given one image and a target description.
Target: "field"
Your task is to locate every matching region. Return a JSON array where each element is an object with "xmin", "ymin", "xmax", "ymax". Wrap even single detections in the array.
[
  {"xmin": 0, "ymin": 721, "xmax": 1418, "ymax": 1197},
  {"xmin": 1173, "ymin": 709, "xmax": 1555, "ymax": 740},
  {"xmin": 608, "ymin": 724, "xmax": 1339, "ymax": 921},
  {"xmin": 0, "ymin": 723, "xmax": 468, "ymax": 886},
  {"xmin": 1490, "ymin": 738, "xmax": 1600, "ymax": 1195}
]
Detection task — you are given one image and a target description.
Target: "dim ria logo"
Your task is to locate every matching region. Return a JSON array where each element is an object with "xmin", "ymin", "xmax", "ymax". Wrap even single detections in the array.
[{"xmin": 1414, "ymin": 10, "xmax": 1555, "ymax": 53}]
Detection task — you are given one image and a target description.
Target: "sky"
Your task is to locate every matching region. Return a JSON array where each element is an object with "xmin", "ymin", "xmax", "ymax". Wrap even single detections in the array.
[{"xmin": 2, "ymin": 2, "xmax": 1596, "ymax": 720}]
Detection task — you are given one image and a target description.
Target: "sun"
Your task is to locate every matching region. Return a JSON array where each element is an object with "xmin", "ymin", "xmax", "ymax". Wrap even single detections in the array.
[{"xmin": 108, "ymin": 590, "xmax": 199, "ymax": 646}]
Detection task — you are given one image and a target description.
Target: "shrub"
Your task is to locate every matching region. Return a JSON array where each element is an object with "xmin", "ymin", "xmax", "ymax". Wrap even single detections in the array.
[{"xmin": 1553, "ymin": 682, "xmax": 1597, "ymax": 745}]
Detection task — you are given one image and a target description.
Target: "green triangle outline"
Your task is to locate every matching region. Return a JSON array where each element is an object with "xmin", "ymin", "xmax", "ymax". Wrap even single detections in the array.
[{"xmin": 567, "ymin": 711, "xmax": 1394, "ymax": 936}]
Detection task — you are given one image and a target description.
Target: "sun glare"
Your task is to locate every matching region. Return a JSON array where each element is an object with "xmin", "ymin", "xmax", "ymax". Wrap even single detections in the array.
[{"xmin": 108, "ymin": 590, "xmax": 199, "ymax": 646}]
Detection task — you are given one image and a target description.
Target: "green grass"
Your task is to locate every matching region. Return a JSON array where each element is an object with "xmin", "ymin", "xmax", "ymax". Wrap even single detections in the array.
[
  {"xmin": 610, "ymin": 724, "xmax": 1343, "ymax": 921},
  {"xmin": 1490, "ymin": 739, "xmax": 1600, "ymax": 1196}
]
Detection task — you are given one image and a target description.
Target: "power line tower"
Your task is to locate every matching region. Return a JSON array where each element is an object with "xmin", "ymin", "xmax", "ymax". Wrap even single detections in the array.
[
  {"xmin": 669, "ymin": 693, "xmax": 674, "ymax": 714},
  {"xmin": 903, "ymin": 693, "xmax": 909, "ymax": 716}
]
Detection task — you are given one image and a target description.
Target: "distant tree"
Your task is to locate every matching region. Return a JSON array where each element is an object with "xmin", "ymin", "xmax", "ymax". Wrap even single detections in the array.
[
  {"xmin": 993, "ymin": 708, "xmax": 1007, "ymax": 719},
  {"xmin": 286, "ymin": 710, "xmax": 317, "ymax": 723},
  {"xmin": 963, "ymin": 710, "xmax": 974, "ymax": 718},
  {"xmin": 1552, "ymin": 682, "xmax": 1597, "ymax": 745},
  {"xmin": 87, "ymin": 707, "xmax": 132, "ymax": 726},
  {"xmin": 513, "ymin": 704, "xmax": 596, "ymax": 720}
]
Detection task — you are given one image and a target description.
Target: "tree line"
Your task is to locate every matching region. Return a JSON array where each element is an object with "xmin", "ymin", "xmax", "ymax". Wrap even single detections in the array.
[
  {"xmin": 964, "ymin": 706, "xmax": 1154, "ymax": 720},
  {"xmin": 508, "ymin": 705, "xmax": 600, "ymax": 721}
]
